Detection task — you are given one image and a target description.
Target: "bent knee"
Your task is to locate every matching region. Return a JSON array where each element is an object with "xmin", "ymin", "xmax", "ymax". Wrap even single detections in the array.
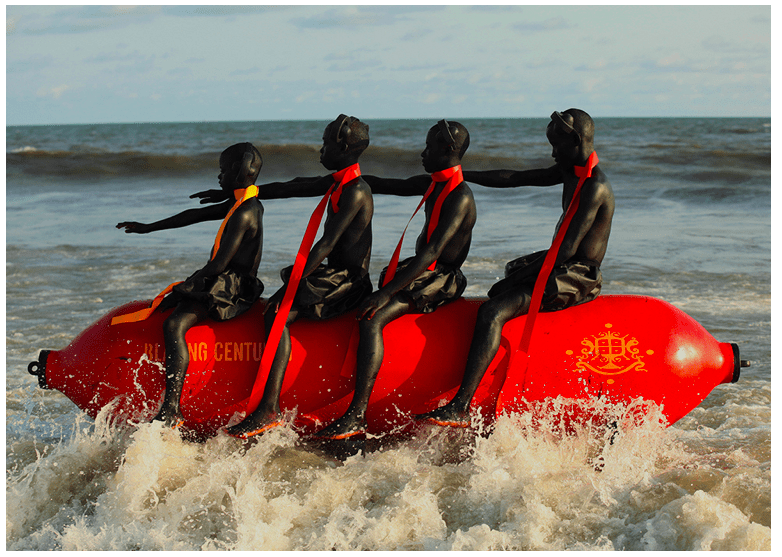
[
  {"xmin": 475, "ymin": 301, "xmax": 502, "ymax": 328},
  {"xmin": 163, "ymin": 314, "xmax": 190, "ymax": 339},
  {"xmin": 476, "ymin": 298, "xmax": 519, "ymax": 329},
  {"xmin": 358, "ymin": 317, "xmax": 384, "ymax": 337}
]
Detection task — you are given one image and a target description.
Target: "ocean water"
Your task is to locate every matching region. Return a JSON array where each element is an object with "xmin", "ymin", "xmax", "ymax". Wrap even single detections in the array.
[{"xmin": 6, "ymin": 118, "xmax": 771, "ymax": 550}]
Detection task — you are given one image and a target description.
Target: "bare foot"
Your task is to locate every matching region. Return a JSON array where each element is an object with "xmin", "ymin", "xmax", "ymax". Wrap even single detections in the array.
[
  {"xmin": 314, "ymin": 413, "xmax": 367, "ymax": 440},
  {"xmin": 226, "ymin": 410, "xmax": 284, "ymax": 439},
  {"xmin": 153, "ymin": 405, "xmax": 184, "ymax": 429},
  {"xmin": 413, "ymin": 404, "xmax": 470, "ymax": 428}
]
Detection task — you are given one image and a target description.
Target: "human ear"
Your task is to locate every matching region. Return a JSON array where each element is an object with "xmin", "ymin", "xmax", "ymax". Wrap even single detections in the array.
[{"xmin": 236, "ymin": 152, "xmax": 255, "ymax": 182}]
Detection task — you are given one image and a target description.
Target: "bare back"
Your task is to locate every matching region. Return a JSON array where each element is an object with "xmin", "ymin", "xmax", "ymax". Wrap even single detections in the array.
[
  {"xmin": 555, "ymin": 165, "xmax": 614, "ymax": 265},
  {"xmin": 323, "ymin": 178, "xmax": 374, "ymax": 271},
  {"xmin": 415, "ymin": 181, "xmax": 477, "ymax": 269},
  {"xmin": 221, "ymin": 198, "xmax": 264, "ymax": 276}
]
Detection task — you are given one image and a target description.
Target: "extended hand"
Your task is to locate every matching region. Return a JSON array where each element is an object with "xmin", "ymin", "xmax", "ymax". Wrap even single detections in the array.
[
  {"xmin": 116, "ymin": 222, "xmax": 152, "ymax": 234},
  {"xmin": 357, "ymin": 291, "xmax": 391, "ymax": 321},
  {"xmin": 263, "ymin": 291, "xmax": 284, "ymax": 315},
  {"xmin": 190, "ymin": 189, "xmax": 229, "ymax": 204}
]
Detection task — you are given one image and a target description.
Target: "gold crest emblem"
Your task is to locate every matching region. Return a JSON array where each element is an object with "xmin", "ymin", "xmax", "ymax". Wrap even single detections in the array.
[{"xmin": 566, "ymin": 323, "xmax": 651, "ymax": 383}]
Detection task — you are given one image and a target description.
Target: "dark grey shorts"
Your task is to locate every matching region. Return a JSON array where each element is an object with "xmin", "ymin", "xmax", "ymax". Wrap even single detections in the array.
[
  {"xmin": 170, "ymin": 269, "xmax": 264, "ymax": 321},
  {"xmin": 487, "ymin": 250, "xmax": 601, "ymax": 312},
  {"xmin": 378, "ymin": 256, "xmax": 467, "ymax": 314},
  {"xmin": 281, "ymin": 264, "xmax": 372, "ymax": 320}
]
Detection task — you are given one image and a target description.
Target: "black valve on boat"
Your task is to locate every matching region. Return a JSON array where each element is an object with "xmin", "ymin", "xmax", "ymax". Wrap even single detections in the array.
[
  {"xmin": 27, "ymin": 350, "xmax": 50, "ymax": 389},
  {"xmin": 730, "ymin": 343, "xmax": 750, "ymax": 384}
]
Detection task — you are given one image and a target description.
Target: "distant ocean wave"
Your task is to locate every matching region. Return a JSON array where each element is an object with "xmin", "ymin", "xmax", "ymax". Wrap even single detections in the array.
[
  {"xmin": 7, "ymin": 145, "xmax": 769, "ymax": 206},
  {"xmin": 643, "ymin": 148, "xmax": 770, "ymax": 173},
  {"xmin": 5, "ymin": 144, "xmax": 529, "ymax": 181},
  {"xmin": 7, "ymin": 118, "xmax": 770, "ymax": 210}
]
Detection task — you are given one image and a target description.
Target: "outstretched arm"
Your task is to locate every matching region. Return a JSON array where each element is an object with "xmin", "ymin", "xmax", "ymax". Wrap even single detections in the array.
[
  {"xmin": 191, "ymin": 175, "xmax": 328, "ymax": 204},
  {"xmin": 257, "ymin": 175, "xmax": 333, "ymax": 200},
  {"xmin": 194, "ymin": 173, "xmax": 433, "ymax": 202},
  {"xmin": 117, "ymin": 200, "xmax": 232, "ymax": 234},
  {"xmin": 463, "ymin": 165, "xmax": 562, "ymax": 188},
  {"xmin": 363, "ymin": 174, "xmax": 431, "ymax": 196}
]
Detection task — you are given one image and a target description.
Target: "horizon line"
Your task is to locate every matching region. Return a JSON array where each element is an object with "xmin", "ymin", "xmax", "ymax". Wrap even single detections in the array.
[{"xmin": 7, "ymin": 115, "xmax": 772, "ymax": 127}]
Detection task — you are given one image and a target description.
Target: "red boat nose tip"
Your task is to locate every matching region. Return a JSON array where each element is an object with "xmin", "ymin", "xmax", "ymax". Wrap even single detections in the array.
[
  {"xmin": 28, "ymin": 349, "xmax": 52, "ymax": 389},
  {"xmin": 728, "ymin": 343, "xmax": 746, "ymax": 384}
]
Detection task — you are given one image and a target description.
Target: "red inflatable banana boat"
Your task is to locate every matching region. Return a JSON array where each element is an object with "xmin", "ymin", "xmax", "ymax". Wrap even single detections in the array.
[{"xmin": 28, "ymin": 295, "xmax": 742, "ymax": 439}]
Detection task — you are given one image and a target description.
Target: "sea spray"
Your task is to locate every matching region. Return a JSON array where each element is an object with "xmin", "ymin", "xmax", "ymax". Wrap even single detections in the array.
[{"xmin": 6, "ymin": 399, "xmax": 770, "ymax": 550}]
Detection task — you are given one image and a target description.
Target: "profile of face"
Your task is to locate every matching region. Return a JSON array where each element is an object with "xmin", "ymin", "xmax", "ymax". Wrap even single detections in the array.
[
  {"xmin": 421, "ymin": 127, "xmax": 454, "ymax": 174},
  {"xmin": 218, "ymin": 144, "xmax": 262, "ymax": 191},
  {"xmin": 218, "ymin": 153, "xmax": 239, "ymax": 192},
  {"xmin": 546, "ymin": 113, "xmax": 581, "ymax": 167},
  {"xmin": 319, "ymin": 120, "xmax": 344, "ymax": 171}
]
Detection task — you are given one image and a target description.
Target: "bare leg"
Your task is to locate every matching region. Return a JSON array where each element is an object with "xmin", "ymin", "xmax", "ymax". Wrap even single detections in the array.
[
  {"xmin": 154, "ymin": 300, "xmax": 207, "ymax": 426},
  {"xmin": 226, "ymin": 300, "xmax": 299, "ymax": 437},
  {"xmin": 416, "ymin": 288, "xmax": 532, "ymax": 425},
  {"xmin": 316, "ymin": 295, "xmax": 415, "ymax": 438}
]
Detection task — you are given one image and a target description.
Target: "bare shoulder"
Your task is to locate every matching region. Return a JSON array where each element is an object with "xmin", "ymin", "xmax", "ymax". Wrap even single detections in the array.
[
  {"xmin": 456, "ymin": 181, "xmax": 476, "ymax": 205},
  {"xmin": 336, "ymin": 178, "xmax": 374, "ymax": 211},
  {"xmin": 444, "ymin": 182, "xmax": 477, "ymax": 216},
  {"xmin": 233, "ymin": 198, "xmax": 264, "ymax": 223},
  {"xmin": 350, "ymin": 177, "xmax": 374, "ymax": 201},
  {"xmin": 582, "ymin": 168, "xmax": 614, "ymax": 213},
  {"xmin": 586, "ymin": 167, "xmax": 612, "ymax": 195}
]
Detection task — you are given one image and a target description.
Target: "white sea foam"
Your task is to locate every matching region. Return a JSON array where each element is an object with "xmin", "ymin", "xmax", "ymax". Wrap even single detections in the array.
[{"xmin": 5, "ymin": 402, "xmax": 771, "ymax": 551}]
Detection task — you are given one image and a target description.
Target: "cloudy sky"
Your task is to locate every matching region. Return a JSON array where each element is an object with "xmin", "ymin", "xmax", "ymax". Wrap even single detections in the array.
[{"xmin": 6, "ymin": 4, "xmax": 771, "ymax": 126}]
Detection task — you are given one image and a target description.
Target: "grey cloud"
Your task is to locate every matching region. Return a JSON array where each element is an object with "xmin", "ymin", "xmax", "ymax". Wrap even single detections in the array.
[
  {"xmin": 701, "ymin": 34, "xmax": 768, "ymax": 56},
  {"xmin": 159, "ymin": 6, "xmax": 283, "ymax": 18},
  {"xmin": 168, "ymin": 66, "xmax": 194, "ymax": 78},
  {"xmin": 7, "ymin": 53, "xmax": 55, "ymax": 73},
  {"xmin": 512, "ymin": 17, "xmax": 572, "ymax": 33},
  {"xmin": 6, "ymin": 5, "xmax": 282, "ymax": 37},
  {"xmin": 466, "ymin": 6, "xmax": 525, "ymax": 13},
  {"xmin": 391, "ymin": 63, "xmax": 442, "ymax": 72},
  {"xmin": 289, "ymin": 5, "xmax": 439, "ymax": 30},
  {"xmin": 638, "ymin": 60, "xmax": 694, "ymax": 74},
  {"xmin": 7, "ymin": 6, "xmax": 160, "ymax": 36},
  {"xmin": 326, "ymin": 58, "xmax": 384, "ymax": 72}
]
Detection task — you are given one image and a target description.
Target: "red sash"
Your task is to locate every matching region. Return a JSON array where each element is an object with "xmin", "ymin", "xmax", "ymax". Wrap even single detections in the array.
[
  {"xmin": 382, "ymin": 165, "xmax": 463, "ymax": 286},
  {"xmin": 244, "ymin": 164, "xmax": 361, "ymax": 414},
  {"xmin": 496, "ymin": 152, "xmax": 599, "ymax": 413},
  {"xmin": 111, "ymin": 185, "xmax": 259, "ymax": 326}
]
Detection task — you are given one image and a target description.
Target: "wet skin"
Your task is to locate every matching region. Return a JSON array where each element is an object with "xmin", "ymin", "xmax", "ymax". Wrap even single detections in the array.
[
  {"xmin": 315, "ymin": 123, "xmax": 477, "ymax": 439},
  {"xmin": 416, "ymin": 112, "xmax": 615, "ymax": 426},
  {"xmin": 226, "ymin": 118, "xmax": 374, "ymax": 437},
  {"xmin": 117, "ymin": 148, "xmax": 263, "ymax": 427}
]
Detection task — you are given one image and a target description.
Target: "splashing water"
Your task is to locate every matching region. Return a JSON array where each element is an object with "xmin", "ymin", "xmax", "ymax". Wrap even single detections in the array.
[{"xmin": 6, "ymin": 398, "xmax": 770, "ymax": 551}]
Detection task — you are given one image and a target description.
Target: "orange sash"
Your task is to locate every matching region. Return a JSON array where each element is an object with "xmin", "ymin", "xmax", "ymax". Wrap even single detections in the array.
[
  {"xmin": 382, "ymin": 165, "xmax": 463, "ymax": 287},
  {"xmin": 243, "ymin": 165, "xmax": 361, "ymax": 415},
  {"xmin": 111, "ymin": 185, "xmax": 259, "ymax": 326}
]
